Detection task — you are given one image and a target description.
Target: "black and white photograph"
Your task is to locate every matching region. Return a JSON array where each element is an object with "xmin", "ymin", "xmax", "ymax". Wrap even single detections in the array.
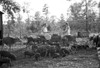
[{"xmin": 0, "ymin": 0, "xmax": 100, "ymax": 68}]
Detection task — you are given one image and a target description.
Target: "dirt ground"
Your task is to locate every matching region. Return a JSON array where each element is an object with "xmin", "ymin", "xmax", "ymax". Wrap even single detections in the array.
[{"xmin": 9, "ymin": 48, "xmax": 99, "ymax": 68}]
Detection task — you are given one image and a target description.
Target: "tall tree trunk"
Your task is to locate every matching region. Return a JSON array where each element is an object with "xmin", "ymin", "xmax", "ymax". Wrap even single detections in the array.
[
  {"xmin": 7, "ymin": 25, "xmax": 10, "ymax": 37},
  {"xmin": 98, "ymin": 2, "xmax": 100, "ymax": 33},
  {"xmin": 19, "ymin": 28, "xmax": 21, "ymax": 38},
  {"xmin": 85, "ymin": 0, "xmax": 88, "ymax": 33}
]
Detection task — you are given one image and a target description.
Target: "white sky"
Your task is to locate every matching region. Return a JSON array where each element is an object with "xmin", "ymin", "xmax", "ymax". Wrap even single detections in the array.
[
  {"xmin": 0, "ymin": 0, "xmax": 100, "ymax": 22},
  {"xmin": 14, "ymin": 0, "xmax": 73, "ymax": 20}
]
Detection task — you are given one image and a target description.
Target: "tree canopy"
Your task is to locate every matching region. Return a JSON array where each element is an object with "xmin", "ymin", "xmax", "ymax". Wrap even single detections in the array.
[{"xmin": 0, "ymin": 0, "xmax": 20, "ymax": 18}]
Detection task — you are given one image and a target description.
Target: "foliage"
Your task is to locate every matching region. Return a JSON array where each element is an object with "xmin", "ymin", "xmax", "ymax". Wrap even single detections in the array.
[
  {"xmin": 47, "ymin": 25, "xmax": 52, "ymax": 32},
  {"xmin": 27, "ymin": 21, "xmax": 40, "ymax": 33},
  {"xmin": 0, "ymin": 0, "xmax": 20, "ymax": 18},
  {"xmin": 42, "ymin": 4, "xmax": 49, "ymax": 16},
  {"xmin": 3, "ymin": 0, "xmax": 100, "ymax": 37},
  {"xmin": 4, "ymin": 20, "xmax": 16, "ymax": 37},
  {"xmin": 0, "ymin": 0, "xmax": 21, "ymax": 37},
  {"xmin": 98, "ymin": 2, "xmax": 100, "ymax": 8},
  {"xmin": 68, "ymin": 0, "xmax": 97, "ymax": 32},
  {"xmin": 26, "ymin": 11, "xmax": 42, "ymax": 33},
  {"xmin": 58, "ymin": 14, "xmax": 68, "ymax": 32}
]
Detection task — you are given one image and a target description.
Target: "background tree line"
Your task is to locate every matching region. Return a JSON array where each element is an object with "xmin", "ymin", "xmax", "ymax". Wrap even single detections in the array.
[{"xmin": 1, "ymin": 0, "xmax": 100, "ymax": 38}]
